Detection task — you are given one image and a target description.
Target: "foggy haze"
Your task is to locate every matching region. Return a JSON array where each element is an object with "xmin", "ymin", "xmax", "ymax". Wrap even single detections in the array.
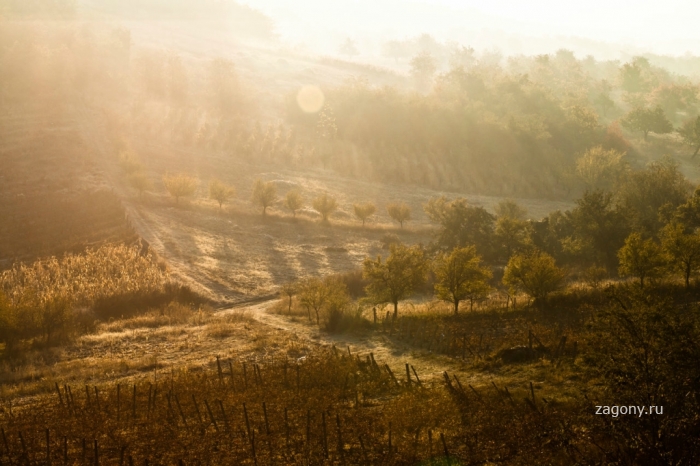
[{"xmin": 243, "ymin": 0, "xmax": 700, "ymax": 59}]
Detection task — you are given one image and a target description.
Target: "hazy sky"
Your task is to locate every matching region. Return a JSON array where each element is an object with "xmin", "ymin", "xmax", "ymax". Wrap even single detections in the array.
[{"xmin": 243, "ymin": 0, "xmax": 700, "ymax": 58}]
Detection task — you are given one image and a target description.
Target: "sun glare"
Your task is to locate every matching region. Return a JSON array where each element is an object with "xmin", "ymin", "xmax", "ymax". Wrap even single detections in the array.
[{"xmin": 296, "ymin": 85, "xmax": 325, "ymax": 113}]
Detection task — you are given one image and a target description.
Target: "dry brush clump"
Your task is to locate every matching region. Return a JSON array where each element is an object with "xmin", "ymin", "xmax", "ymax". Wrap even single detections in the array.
[{"xmin": 0, "ymin": 244, "xmax": 196, "ymax": 351}]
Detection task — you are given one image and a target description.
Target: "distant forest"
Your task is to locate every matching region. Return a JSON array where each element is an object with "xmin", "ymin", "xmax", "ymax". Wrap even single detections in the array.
[{"xmin": 286, "ymin": 51, "xmax": 700, "ymax": 198}]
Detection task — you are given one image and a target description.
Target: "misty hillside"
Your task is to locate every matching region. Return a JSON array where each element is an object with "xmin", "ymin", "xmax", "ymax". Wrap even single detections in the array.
[{"xmin": 4, "ymin": 2, "xmax": 700, "ymax": 465}]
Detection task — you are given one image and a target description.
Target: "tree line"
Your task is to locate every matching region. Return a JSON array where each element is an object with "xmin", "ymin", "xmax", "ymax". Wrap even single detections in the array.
[
  {"xmin": 278, "ymin": 155, "xmax": 700, "ymax": 327},
  {"xmin": 120, "ymin": 161, "xmax": 416, "ymax": 227}
]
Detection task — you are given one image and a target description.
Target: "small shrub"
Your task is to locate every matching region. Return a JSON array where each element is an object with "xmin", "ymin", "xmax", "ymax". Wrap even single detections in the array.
[
  {"xmin": 118, "ymin": 150, "xmax": 143, "ymax": 175},
  {"xmin": 380, "ymin": 233, "xmax": 401, "ymax": 249}
]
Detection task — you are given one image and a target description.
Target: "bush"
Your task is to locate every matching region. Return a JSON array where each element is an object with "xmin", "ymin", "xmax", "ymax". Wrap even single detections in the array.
[
  {"xmin": 298, "ymin": 276, "xmax": 348, "ymax": 325},
  {"xmin": 334, "ymin": 269, "xmax": 367, "ymax": 299},
  {"xmin": 380, "ymin": 233, "xmax": 401, "ymax": 249},
  {"xmin": 118, "ymin": 150, "xmax": 143, "ymax": 175}
]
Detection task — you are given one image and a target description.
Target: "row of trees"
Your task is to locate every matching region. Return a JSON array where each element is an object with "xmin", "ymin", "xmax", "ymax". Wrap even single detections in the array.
[
  {"xmin": 123, "ymin": 164, "xmax": 415, "ymax": 226},
  {"xmin": 251, "ymin": 178, "xmax": 413, "ymax": 225},
  {"xmin": 284, "ymin": 241, "xmax": 571, "ymax": 325},
  {"xmin": 278, "ymin": 158, "xmax": 700, "ymax": 324},
  {"xmin": 284, "ymin": 218, "xmax": 700, "ymax": 327},
  {"xmin": 284, "ymin": 243, "xmax": 493, "ymax": 323}
]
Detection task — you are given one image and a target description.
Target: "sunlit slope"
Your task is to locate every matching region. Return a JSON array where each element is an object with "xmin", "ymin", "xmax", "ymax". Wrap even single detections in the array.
[{"xmin": 0, "ymin": 101, "xmax": 138, "ymax": 267}]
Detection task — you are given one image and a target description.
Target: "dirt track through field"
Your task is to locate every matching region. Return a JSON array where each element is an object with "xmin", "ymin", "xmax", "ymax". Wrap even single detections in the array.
[{"xmin": 68, "ymin": 99, "xmax": 569, "ymax": 394}]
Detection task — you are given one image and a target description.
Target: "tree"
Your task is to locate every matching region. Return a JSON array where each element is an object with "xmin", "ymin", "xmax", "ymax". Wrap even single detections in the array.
[
  {"xmin": 298, "ymin": 276, "xmax": 348, "ymax": 325},
  {"xmin": 621, "ymin": 106, "xmax": 673, "ymax": 140},
  {"xmin": 583, "ymin": 265, "xmax": 608, "ymax": 290},
  {"xmin": 495, "ymin": 216, "xmax": 532, "ymax": 260},
  {"xmin": 424, "ymin": 196, "xmax": 495, "ymax": 256},
  {"xmin": 575, "ymin": 146, "xmax": 626, "ymax": 191},
  {"xmin": 650, "ymin": 83, "xmax": 699, "ymax": 124},
  {"xmin": 676, "ymin": 186, "xmax": 700, "ymax": 228},
  {"xmin": 503, "ymin": 250, "xmax": 566, "ymax": 304},
  {"xmin": 410, "ymin": 52, "xmax": 437, "ymax": 92},
  {"xmin": 298, "ymin": 277, "xmax": 327, "ymax": 324},
  {"xmin": 312, "ymin": 193, "xmax": 337, "ymax": 222},
  {"xmin": 594, "ymin": 91, "xmax": 615, "ymax": 117},
  {"xmin": 618, "ymin": 156, "xmax": 692, "ymax": 236},
  {"xmin": 449, "ymin": 45, "xmax": 476, "ymax": 69},
  {"xmin": 353, "ymin": 202, "xmax": 376, "ymax": 226},
  {"xmin": 128, "ymin": 172, "xmax": 152, "ymax": 199},
  {"xmin": 618, "ymin": 233, "xmax": 667, "ymax": 288},
  {"xmin": 252, "ymin": 179, "xmax": 277, "ymax": 215},
  {"xmin": 566, "ymin": 190, "xmax": 630, "ymax": 267},
  {"xmin": 588, "ymin": 293, "xmax": 700, "ymax": 464},
  {"xmin": 494, "ymin": 199, "xmax": 527, "ymax": 220},
  {"xmin": 162, "ymin": 173, "xmax": 199, "ymax": 204},
  {"xmin": 339, "ymin": 38, "xmax": 359, "ymax": 57},
  {"xmin": 280, "ymin": 282, "xmax": 298, "ymax": 314},
  {"xmin": 382, "ymin": 40, "xmax": 412, "ymax": 63},
  {"xmin": 494, "ymin": 199, "xmax": 531, "ymax": 259},
  {"xmin": 209, "ymin": 58, "xmax": 242, "ymax": 116},
  {"xmin": 167, "ymin": 54, "xmax": 188, "ymax": 104},
  {"xmin": 678, "ymin": 116, "xmax": 700, "ymax": 158},
  {"xmin": 316, "ymin": 106, "xmax": 337, "ymax": 169},
  {"xmin": 284, "ymin": 190, "xmax": 303, "ymax": 217},
  {"xmin": 118, "ymin": 150, "xmax": 143, "ymax": 175},
  {"xmin": 660, "ymin": 222, "xmax": 700, "ymax": 289},
  {"xmin": 619, "ymin": 57, "xmax": 654, "ymax": 94},
  {"xmin": 386, "ymin": 202, "xmax": 411, "ymax": 228},
  {"xmin": 208, "ymin": 179, "xmax": 235, "ymax": 210},
  {"xmin": 434, "ymin": 246, "xmax": 492, "ymax": 314},
  {"xmin": 363, "ymin": 244, "xmax": 427, "ymax": 318}
]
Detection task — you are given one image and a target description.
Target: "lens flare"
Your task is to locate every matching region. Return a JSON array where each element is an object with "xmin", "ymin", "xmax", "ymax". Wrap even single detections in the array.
[{"xmin": 296, "ymin": 85, "xmax": 324, "ymax": 113}]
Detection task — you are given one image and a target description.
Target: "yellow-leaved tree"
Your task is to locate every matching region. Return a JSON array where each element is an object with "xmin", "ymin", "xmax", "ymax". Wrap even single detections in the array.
[{"xmin": 433, "ymin": 246, "xmax": 492, "ymax": 314}]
